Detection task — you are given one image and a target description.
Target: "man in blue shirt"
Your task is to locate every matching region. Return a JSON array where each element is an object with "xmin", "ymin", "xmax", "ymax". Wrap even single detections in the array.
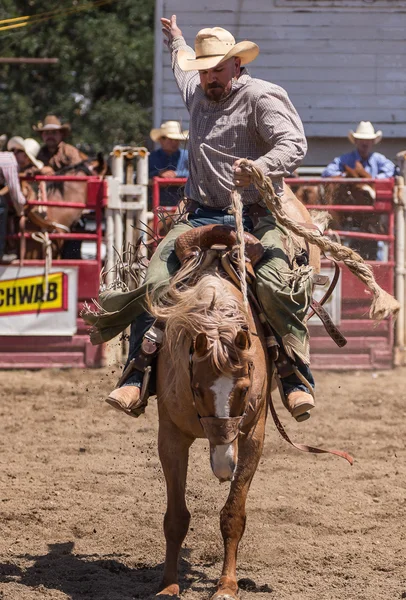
[
  {"xmin": 322, "ymin": 121, "xmax": 395, "ymax": 179},
  {"xmin": 149, "ymin": 120, "xmax": 189, "ymax": 206}
]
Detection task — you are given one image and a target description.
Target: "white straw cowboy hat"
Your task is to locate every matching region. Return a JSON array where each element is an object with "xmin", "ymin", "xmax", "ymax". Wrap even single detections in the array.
[
  {"xmin": 7, "ymin": 136, "xmax": 44, "ymax": 170},
  {"xmin": 33, "ymin": 115, "xmax": 71, "ymax": 135},
  {"xmin": 150, "ymin": 121, "xmax": 189, "ymax": 142},
  {"xmin": 348, "ymin": 121, "xmax": 383, "ymax": 145},
  {"xmin": 177, "ymin": 26, "xmax": 259, "ymax": 72}
]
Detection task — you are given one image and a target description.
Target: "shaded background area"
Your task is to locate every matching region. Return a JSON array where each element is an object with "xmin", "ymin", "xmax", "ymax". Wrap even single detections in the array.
[{"xmin": 0, "ymin": 0, "xmax": 154, "ymax": 152}]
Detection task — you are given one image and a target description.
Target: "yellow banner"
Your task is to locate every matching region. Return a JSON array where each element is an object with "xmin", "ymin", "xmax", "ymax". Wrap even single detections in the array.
[{"xmin": 0, "ymin": 272, "xmax": 67, "ymax": 316}]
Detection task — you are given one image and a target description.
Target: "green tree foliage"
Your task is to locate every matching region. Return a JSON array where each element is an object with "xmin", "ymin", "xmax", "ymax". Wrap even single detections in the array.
[{"xmin": 0, "ymin": 0, "xmax": 154, "ymax": 153}]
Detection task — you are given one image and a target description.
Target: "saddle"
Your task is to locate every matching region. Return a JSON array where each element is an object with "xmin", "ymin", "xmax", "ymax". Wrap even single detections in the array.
[
  {"xmin": 175, "ymin": 224, "xmax": 264, "ymax": 267},
  {"xmin": 174, "ymin": 224, "xmax": 346, "ymax": 351},
  {"xmin": 121, "ymin": 223, "xmax": 346, "ymax": 410}
]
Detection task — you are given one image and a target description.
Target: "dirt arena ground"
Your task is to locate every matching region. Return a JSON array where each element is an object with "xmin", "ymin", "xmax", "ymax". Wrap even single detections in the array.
[{"xmin": 0, "ymin": 366, "xmax": 405, "ymax": 600}]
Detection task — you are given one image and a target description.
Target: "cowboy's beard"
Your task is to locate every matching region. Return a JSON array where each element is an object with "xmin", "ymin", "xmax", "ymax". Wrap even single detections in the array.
[
  {"xmin": 45, "ymin": 139, "xmax": 59, "ymax": 152},
  {"xmin": 204, "ymin": 81, "xmax": 232, "ymax": 102}
]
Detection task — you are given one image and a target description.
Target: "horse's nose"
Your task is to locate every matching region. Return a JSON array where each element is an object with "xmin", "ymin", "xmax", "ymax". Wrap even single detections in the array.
[{"xmin": 210, "ymin": 442, "xmax": 238, "ymax": 482}]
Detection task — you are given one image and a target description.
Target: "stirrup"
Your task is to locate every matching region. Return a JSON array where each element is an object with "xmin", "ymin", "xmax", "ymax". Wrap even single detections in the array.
[{"xmin": 115, "ymin": 324, "xmax": 162, "ymax": 404}]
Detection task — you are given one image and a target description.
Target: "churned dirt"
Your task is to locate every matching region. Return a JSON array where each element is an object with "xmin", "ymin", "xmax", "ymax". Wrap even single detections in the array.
[{"xmin": 0, "ymin": 365, "xmax": 405, "ymax": 600}]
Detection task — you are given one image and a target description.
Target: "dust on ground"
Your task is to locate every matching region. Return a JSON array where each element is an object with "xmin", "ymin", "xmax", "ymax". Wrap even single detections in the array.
[{"xmin": 0, "ymin": 367, "xmax": 405, "ymax": 600}]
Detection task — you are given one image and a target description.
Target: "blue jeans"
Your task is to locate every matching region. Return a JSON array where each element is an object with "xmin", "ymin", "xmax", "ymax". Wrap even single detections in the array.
[{"xmin": 126, "ymin": 207, "xmax": 314, "ymax": 395}]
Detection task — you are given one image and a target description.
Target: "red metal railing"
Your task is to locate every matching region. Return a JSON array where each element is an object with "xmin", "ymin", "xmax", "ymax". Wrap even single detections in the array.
[
  {"xmin": 288, "ymin": 177, "xmax": 395, "ymax": 265},
  {"xmin": 5, "ymin": 175, "xmax": 107, "ymax": 274},
  {"xmin": 151, "ymin": 176, "xmax": 187, "ymax": 234},
  {"xmin": 0, "ymin": 174, "xmax": 108, "ymax": 369}
]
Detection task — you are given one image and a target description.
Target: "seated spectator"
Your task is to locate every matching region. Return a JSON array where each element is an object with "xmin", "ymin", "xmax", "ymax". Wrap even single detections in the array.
[
  {"xmin": 7, "ymin": 136, "xmax": 44, "ymax": 175},
  {"xmin": 322, "ymin": 121, "xmax": 395, "ymax": 179},
  {"xmin": 149, "ymin": 120, "xmax": 189, "ymax": 206},
  {"xmin": 33, "ymin": 115, "xmax": 82, "ymax": 174}
]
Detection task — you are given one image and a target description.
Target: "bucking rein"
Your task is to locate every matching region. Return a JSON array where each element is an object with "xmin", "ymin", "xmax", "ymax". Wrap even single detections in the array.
[{"xmin": 215, "ymin": 159, "xmax": 400, "ymax": 466}]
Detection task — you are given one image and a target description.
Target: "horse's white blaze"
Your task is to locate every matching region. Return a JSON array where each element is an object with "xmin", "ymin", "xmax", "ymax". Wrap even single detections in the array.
[
  {"xmin": 361, "ymin": 184, "xmax": 376, "ymax": 201},
  {"xmin": 210, "ymin": 375, "xmax": 233, "ymax": 417},
  {"xmin": 210, "ymin": 443, "xmax": 236, "ymax": 482}
]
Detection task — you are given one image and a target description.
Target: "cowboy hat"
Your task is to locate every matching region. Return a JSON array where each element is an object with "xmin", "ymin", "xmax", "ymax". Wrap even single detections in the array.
[
  {"xmin": 348, "ymin": 121, "xmax": 382, "ymax": 145},
  {"xmin": 7, "ymin": 136, "xmax": 44, "ymax": 170},
  {"xmin": 150, "ymin": 120, "xmax": 189, "ymax": 142},
  {"xmin": 33, "ymin": 115, "xmax": 71, "ymax": 135},
  {"xmin": 178, "ymin": 26, "xmax": 259, "ymax": 72}
]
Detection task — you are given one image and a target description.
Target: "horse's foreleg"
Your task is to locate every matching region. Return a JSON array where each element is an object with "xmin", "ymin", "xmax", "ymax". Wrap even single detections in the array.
[
  {"xmin": 157, "ymin": 418, "xmax": 193, "ymax": 597},
  {"xmin": 212, "ymin": 404, "xmax": 266, "ymax": 600}
]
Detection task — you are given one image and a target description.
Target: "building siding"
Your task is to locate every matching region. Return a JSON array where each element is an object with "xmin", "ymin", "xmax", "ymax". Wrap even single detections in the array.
[{"xmin": 156, "ymin": 0, "xmax": 406, "ymax": 164}]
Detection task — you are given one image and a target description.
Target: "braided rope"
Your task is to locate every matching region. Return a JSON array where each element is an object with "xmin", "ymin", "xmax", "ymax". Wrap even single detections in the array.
[
  {"xmin": 238, "ymin": 159, "xmax": 400, "ymax": 321},
  {"xmin": 31, "ymin": 231, "xmax": 52, "ymax": 302},
  {"xmin": 230, "ymin": 188, "xmax": 248, "ymax": 310}
]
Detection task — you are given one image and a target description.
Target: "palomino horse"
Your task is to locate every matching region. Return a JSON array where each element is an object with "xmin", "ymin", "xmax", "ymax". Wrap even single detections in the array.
[{"xmin": 148, "ymin": 189, "xmax": 320, "ymax": 599}]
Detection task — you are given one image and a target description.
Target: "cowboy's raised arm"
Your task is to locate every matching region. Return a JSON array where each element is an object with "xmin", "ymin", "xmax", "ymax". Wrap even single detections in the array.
[
  {"xmin": 161, "ymin": 15, "xmax": 199, "ymax": 110},
  {"xmin": 253, "ymin": 84, "xmax": 307, "ymax": 178}
]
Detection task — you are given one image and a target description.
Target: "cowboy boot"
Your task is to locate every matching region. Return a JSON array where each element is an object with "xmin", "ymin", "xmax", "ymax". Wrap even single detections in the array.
[
  {"xmin": 106, "ymin": 322, "xmax": 162, "ymax": 417},
  {"xmin": 285, "ymin": 390, "xmax": 315, "ymax": 422},
  {"xmin": 274, "ymin": 348, "xmax": 315, "ymax": 422},
  {"xmin": 106, "ymin": 386, "xmax": 144, "ymax": 417}
]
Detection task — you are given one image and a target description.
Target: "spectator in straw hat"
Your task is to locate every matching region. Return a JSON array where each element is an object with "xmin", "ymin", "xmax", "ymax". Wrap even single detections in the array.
[
  {"xmin": 97, "ymin": 15, "xmax": 317, "ymax": 424},
  {"xmin": 7, "ymin": 136, "xmax": 44, "ymax": 176},
  {"xmin": 33, "ymin": 115, "xmax": 82, "ymax": 175},
  {"xmin": 149, "ymin": 120, "xmax": 189, "ymax": 206},
  {"xmin": 322, "ymin": 121, "xmax": 395, "ymax": 178}
]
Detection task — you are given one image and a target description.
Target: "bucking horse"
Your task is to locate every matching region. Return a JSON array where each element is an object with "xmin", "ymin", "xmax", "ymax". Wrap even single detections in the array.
[{"xmin": 129, "ymin": 161, "xmax": 398, "ymax": 599}]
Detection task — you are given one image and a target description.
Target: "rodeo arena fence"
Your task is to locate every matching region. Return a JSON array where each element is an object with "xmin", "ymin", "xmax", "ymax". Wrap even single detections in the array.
[
  {"xmin": 0, "ymin": 147, "xmax": 149, "ymax": 368},
  {"xmin": 1, "ymin": 152, "xmax": 405, "ymax": 370}
]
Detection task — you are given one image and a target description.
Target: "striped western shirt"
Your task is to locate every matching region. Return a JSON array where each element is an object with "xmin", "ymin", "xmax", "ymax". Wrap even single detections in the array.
[
  {"xmin": 0, "ymin": 152, "xmax": 26, "ymax": 214},
  {"xmin": 169, "ymin": 36, "xmax": 307, "ymax": 208}
]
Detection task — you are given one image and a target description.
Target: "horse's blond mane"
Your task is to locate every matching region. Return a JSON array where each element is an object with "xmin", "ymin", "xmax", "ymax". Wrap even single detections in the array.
[{"xmin": 149, "ymin": 273, "xmax": 249, "ymax": 376}]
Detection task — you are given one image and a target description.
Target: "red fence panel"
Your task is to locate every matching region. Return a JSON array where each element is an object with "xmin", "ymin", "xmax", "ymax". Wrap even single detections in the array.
[{"xmin": 0, "ymin": 175, "xmax": 107, "ymax": 369}]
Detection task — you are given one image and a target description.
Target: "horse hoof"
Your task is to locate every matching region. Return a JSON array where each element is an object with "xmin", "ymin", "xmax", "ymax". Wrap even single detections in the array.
[{"xmin": 156, "ymin": 583, "xmax": 180, "ymax": 597}]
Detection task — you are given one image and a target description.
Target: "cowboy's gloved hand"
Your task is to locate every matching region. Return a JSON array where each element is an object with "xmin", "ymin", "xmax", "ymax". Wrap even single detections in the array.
[
  {"xmin": 161, "ymin": 15, "xmax": 182, "ymax": 45},
  {"xmin": 233, "ymin": 159, "xmax": 254, "ymax": 188}
]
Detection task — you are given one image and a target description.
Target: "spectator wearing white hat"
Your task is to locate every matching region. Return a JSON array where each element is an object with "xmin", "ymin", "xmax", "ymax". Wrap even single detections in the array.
[
  {"xmin": 322, "ymin": 121, "xmax": 395, "ymax": 179},
  {"xmin": 149, "ymin": 120, "xmax": 189, "ymax": 206},
  {"xmin": 7, "ymin": 136, "xmax": 44, "ymax": 175}
]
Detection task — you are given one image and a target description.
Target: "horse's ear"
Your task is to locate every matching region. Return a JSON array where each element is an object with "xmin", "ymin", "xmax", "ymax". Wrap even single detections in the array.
[
  {"xmin": 194, "ymin": 333, "xmax": 208, "ymax": 357},
  {"xmin": 235, "ymin": 329, "xmax": 251, "ymax": 350}
]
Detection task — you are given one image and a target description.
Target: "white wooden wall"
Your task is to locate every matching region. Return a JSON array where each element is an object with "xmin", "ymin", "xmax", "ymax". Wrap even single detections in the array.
[{"xmin": 154, "ymin": 0, "xmax": 406, "ymax": 164}]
